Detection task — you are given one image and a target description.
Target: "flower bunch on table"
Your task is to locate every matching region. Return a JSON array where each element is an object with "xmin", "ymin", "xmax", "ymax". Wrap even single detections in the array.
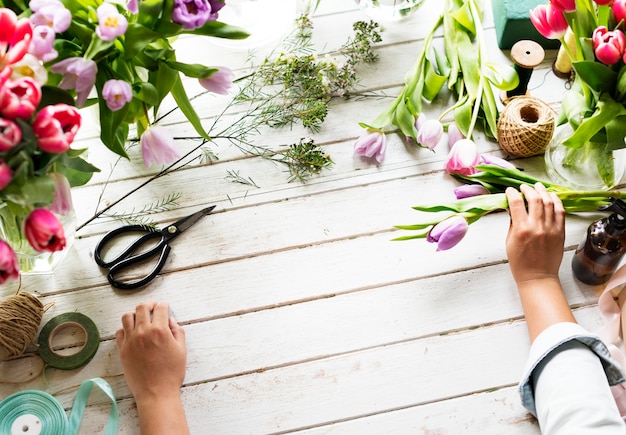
[
  {"xmin": 3, "ymin": 0, "xmax": 247, "ymax": 168},
  {"xmin": 394, "ymin": 145, "xmax": 626, "ymax": 250},
  {"xmin": 353, "ymin": 0, "xmax": 519, "ymax": 163},
  {"xmin": 530, "ymin": 0, "xmax": 626, "ymax": 187},
  {"xmin": 0, "ymin": 7, "xmax": 87, "ymax": 282}
]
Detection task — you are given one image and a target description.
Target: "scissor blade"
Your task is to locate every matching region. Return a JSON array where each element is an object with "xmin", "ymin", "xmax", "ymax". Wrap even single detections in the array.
[{"xmin": 171, "ymin": 205, "xmax": 216, "ymax": 234}]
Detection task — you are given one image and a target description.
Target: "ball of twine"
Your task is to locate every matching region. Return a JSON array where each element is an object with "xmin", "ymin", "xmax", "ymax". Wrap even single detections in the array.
[
  {"xmin": 497, "ymin": 96, "xmax": 556, "ymax": 158},
  {"xmin": 0, "ymin": 292, "xmax": 44, "ymax": 361}
]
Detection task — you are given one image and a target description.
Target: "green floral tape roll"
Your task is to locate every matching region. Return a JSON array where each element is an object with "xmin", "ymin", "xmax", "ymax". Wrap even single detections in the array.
[
  {"xmin": 0, "ymin": 390, "xmax": 68, "ymax": 434},
  {"xmin": 37, "ymin": 312, "xmax": 100, "ymax": 370}
]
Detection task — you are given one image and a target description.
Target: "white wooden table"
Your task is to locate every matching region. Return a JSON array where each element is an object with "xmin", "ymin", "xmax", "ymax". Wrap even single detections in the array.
[{"xmin": 0, "ymin": 1, "xmax": 611, "ymax": 433}]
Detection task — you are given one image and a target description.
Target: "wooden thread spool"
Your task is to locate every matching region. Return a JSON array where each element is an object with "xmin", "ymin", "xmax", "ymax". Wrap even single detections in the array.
[
  {"xmin": 497, "ymin": 96, "xmax": 556, "ymax": 158},
  {"xmin": 502, "ymin": 40, "xmax": 545, "ymax": 103},
  {"xmin": 0, "ymin": 292, "xmax": 44, "ymax": 361}
]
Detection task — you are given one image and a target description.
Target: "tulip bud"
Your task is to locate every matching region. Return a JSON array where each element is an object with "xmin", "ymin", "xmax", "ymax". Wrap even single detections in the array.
[
  {"xmin": 354, "ymin": 130, "xmax": 387, "ymax": 163},
  {"xmin": 0, "ymin": 77, "xmax": 42, "ymax": 120},
  {"xmin": 24, "ymin": 208, "xmax": 66, "ymax": 252},
  {"xmin": 480, "ymin": 154, "xmax": 516, "ymax": 169},
  {"xmin": 33, "ymin": 104, "xmax": 82, "ymax": 153},
  {"xmin": 102, "ymin": 79, "xmax": 132, "ymax": 111},
  {"xmin": 416, "ymin": 119, "xmax": 443, "ymax": 150},
  {"xmin": 453, "ymin": 184, "xmax": 490, "ymax": 199},
  {"xmin": 445, "ymin": 139, "xmax": 480, "ymax": 175},
  {"xmin": 141, "ymin": 126, "xmax": 181, "ymax": 168},
  {"xmin": 530, "ymin": 4, "xmax": 568, "ymax": 40},
  {"xmin": 427, "ymin": 215, "xmax": 469, "ymax": 251},
  {"xmin": 199, "ymin": 67, "xmax": 235, "ymax": 95},
  {"xmin": 0, "ymin": 239, "xmax": 19, "ymax": 284},
  {"xmin": 48, "ymin": 173, "xmax": 73, "ymax": 215},
  {"xmin": 0, "ymin": 159, "xmax": 12, "ymax": 190},
  {"xmin": 592, "ymin": 27, "xmax": 626, "ymax": 65},
  {"xmin": 0, "ymin": 118, "xmax": 22, "ymax": 151}
]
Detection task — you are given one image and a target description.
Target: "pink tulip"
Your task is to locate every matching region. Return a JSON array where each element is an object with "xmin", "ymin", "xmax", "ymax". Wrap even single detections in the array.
[
  {"xmin": 593, "ymin": 27, "xmax": 626, "ymax": 65},
  {"xmin": 427, "ymin": 215, "xmax": 469, "ymax": 251},
  {"xmin": 29, "ymin": 25, "xmax": 58, "ymax": 62},
  {"xmin": 416, "ymin": 119, "xmax": 443, "ymax": 150},
  {"xmin": 24, "ymin": 208, "xmax": 66, "ymax": 253},
  {"xmin": 480, "ymin": 154, "xmax": 516, "ymax": 169},
  {"xmin": 530, "ymin": 4, "xmax": 568, "ymax": 40},
  {"xmin": 0, "ymin": 159, "xmax": 12, "ymax": 190},
  {"xmin": 0, "ymin": 77, "xmax": 42, "ymax": 120},
  {"xmin": 33, "ymin": 104, "xmax": 82, "ymax": 153},
  {"xmin": 445, "ymin": 139, "xmax": 480, "ymax": 175},
  {"xmin": 552, "ymin": 0, "xmax": 577, "ymax": 11},
  {"xmin": 50, "ymin": 57, "xmax": 97, "ymax": 107},
  {"xmin": 614, "ymin": 0, "xmax": 626, "ymax": 26},
  {"xmin": 354, "ymin": 130, "xmax": 387, "ymax": 163},
  {"xmin": 0, "ymin": 240, "xmax": 19, "ymax": 283},
  {"xmin": 0, "ymin": 118, "xmax": 22, "ymax": 151},
  {"xmin": 102, "ymin": 79, "xmax": 133, "ymax": 111},
  {"xmin": 141, "ymin": 126, "xmax": 181, "ymax": 168},
  {"xmin": 198, "ymin": 67, "xmax": 235, "ymax": 95},
  {"xmin": 447, "ymin": 123, "xmax": 465, "ymax": 148},
  {"xmin": 96, "ymin": 3, "xmax": 128, "ymax": 41},
  {"xmin": 48, "ymin": 173, "xmax": 73, "ymax": 216},
  {"xmin": 453, "ymin": 184, "xmax": 490, "ymax": 199},
  {"xmin": 29, "ymin": 0, "xmax": 71, "ymax": 33},
  {"xmin": 127, "ymin": 0, "xmax": 139, "ymax": 14},
  {"xmin": 0, "ymin": 9, "xmax": 33, "ymax": 70}
]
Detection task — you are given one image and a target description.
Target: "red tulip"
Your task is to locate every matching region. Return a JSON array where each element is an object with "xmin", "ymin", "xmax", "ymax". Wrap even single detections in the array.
[
  {"xmin": 552, "ymin": 0, "xmax": 577, "ymax": 11},
  {"xmin": 24, "ymin": 208, "xmax": 66, "ymax": 252},
  {"xmin": 593, "ymin": 26, "xmax": 626, "ymax": 65},
  {"xmin": 614, "ymin": 0, "xmax": 626, "ymax": 26},
  {"xmin": 0, "ymin": 239, "xmax": 19, "ymax": 283},
  {"xmin": 530, "ymin": 4, "xmax": 568, "ymax": 40},
  {"xmin": 0, "ymin": 77, "xmax": 42, "ymax": 120},
  {"xmin": 0, "ymin": 159, "xmax": 11, "ymax": 190},
  {"xmin": 32, "ymin": 104, "xmax": 82, "ymax": 153},
  {"xmin": 0, "ymin": 117, "xmax": 22, "ymax": 151}
]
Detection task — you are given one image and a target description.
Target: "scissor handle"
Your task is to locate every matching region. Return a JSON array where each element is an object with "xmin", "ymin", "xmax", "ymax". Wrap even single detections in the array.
[
  {"xmin": 95, "ymin": 225, "xmax": 163, "ymax": 268},
  {"xmin": 107, "ymin": 244, "xmax": 172, "ymax": 290}
]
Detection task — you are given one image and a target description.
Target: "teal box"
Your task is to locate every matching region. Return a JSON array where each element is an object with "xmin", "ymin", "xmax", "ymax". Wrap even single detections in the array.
[{"xmin": 491, "ymin": 0, "xmax": 561, "ymax": 50}]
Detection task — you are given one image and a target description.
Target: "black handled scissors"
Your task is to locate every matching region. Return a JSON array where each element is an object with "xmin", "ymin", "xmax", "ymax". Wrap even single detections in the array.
[{"xmin": 94, "ymin": 206, "xmax": 216, "ymax": 290}]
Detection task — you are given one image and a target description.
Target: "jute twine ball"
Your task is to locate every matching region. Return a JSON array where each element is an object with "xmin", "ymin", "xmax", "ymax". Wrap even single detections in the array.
[
  {"xmin": 497, "ymin": 96, "xmax": 556, "ymax": 158},
  {"xmin": 0, "ymin": 292, "xmax": 44, "ymax": 361}
]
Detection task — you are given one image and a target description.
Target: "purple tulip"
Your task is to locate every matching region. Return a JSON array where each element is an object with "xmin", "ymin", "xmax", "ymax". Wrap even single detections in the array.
[
  {"xmin": 416, "ymin": 119, "xmax": 443, "ymax": 150},
  {"xmin": 427, "ymin": 215, "xmax": 469, "ymax": 251},
  {"xmin": 198, "ymin": 67, "xmax": 235, "ymax": 95},
  {"xmin": 127, "ymin": 0, "xmax": 139, "ymax": 14},
  {"xmin": 29, "ymin": 25, "xmax": 58, "ymax": 62},
  {"xmin": 354, "ymin": 130, "xmax": 387, "ymax": 163},
  {"xmin": 29, "ymin": 0, "xmax": 71, "ymax": 33},
  {"xmin": 102, "ymin": 79, "xmax": 133, "ymax": 111},
  {"xmin": 447, "ymin": 123, "xmax": 465, "ymax": 148},
  {"xmin": 208, "ymin": 0, "xmax": 226, "ymax": 20},
  {"xmin": 50, "ymin": 57, "xmax": 97, "ymax": 107},
  {"xmin": 480, "ymin": 154, "xmax": 515, "ymax": 169},
  {"xmin": 96, "ymin": 3, "xmax": 129, "ymax": 41},
  {"xmin": 453, "ymin": 184, "xmax": 490, "ymax": 199},
  {"xmin": 141, "ymin": 126, "xmax": 181, "ymax": 168},
  {"xmin": 172, "ymin": 0, "xmax": 213, "ymax": 30},
  {"xmin": 0, "ymin": 240, "xmax": 19, "ymax": 284}
]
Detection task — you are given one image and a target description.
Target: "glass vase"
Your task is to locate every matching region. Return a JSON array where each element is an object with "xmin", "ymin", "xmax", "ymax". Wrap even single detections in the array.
[
  {"xmin": 544, "ymin": 123, "xmax": 626, "ymax": 190},
  {"xmin": 0, "ymin": 204, "xmax": 76, "ymax": 275}
]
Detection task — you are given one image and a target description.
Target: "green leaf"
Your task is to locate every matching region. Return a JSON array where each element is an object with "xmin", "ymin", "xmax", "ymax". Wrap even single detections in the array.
[
  {"xmin": 451, "ymin": 1, "xmax": 476, "ymax": 35},
  {"xmin": 616, "ymin": 65, "xmax": 626, "ymax": 102},
  {"xmin": 393, "ymin": 99, "xmax": 418, "ymax": 141},
  {"xmin": 572, "ymin": 60, "xmax": 617, "ymax": 94},
  {"xmin": 605, "ymin": 115, "xmax": 626, "ymax": 150},
  {"xmin": 164, "ymin": 61, "xmax": 218, "ymax": 79},
  {"xmin": 452, "ymin": 95, "xmax": 472, "ymax": 137},
  {"xmin": 187, "ymin": 21, "xmax": 250, "ymax": 40},
  {"xmin": 422, "ymin": 59, "xmax": 448, "ymax": 102},
  {"xmin": 134, "ymin": 81, "xmax": 159, "ymax": 106},
  {"xmin": 170, "ymin": 74, "xmax": 210, "ymax": 140},
  {"xmin": 124, "ymin": 23, "xmax": 162, "ymax": 59},
  {"xmin": 563, "ymin": 94, "xmax": 626, "ymax": 148},
  {"xmin": 480, "ymin": 82, "xmax": 498, "ymax": 139},
  {"xmin": 455, "ymin": 30, "xmax": 479, "ymax": 98},
  {"xmin": 3, "ymin": 175, "xmax": 55, "ymax": 208},
  {"xmin": 482, "ymin": 62, "xmax": 519, "ymax": 91}
]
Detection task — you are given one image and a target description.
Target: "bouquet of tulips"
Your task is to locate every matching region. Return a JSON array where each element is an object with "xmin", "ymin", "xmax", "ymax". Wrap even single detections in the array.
[
  {"xmin": 2, "ymin": 0, "xmax": 247, "ymax": 167},
  {"xmin": 395, "ymin": 141, "xmax": 626, "ymax": 250},
  {"xmin": 0, "ymin": 7, "xmax": 90, "ymax": 281},
  {"xmin": 530, "ymin": 0, "xmax": 626, "ymax": 187}
]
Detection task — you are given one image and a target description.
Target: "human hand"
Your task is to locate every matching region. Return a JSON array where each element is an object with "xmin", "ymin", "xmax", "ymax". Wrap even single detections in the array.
[
  {"xmin": 115, "ymin": 302, "xmax": 187, "ymax": 402},
  {"xmin": 505, "ymin": 183, "xmax": 565, "ymax": 286}
]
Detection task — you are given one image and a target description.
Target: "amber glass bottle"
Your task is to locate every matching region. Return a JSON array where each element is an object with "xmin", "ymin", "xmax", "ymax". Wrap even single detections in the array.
[{"xmin": 571, "ymin": 199, "xmax": 626, "ymax": 285}]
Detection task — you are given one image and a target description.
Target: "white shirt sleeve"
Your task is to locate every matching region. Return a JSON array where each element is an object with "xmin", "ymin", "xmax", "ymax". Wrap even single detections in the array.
[{"xmin": 519, "ymin": 322, "xmax": 626, "ymax": 434}]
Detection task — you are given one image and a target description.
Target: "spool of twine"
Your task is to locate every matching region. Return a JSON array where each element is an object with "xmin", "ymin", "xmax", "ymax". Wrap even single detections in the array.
[
  {"xmin": 0, "ymin": 292, "xmax": 44, "ymax": 361},
  {"xmin": 497, "ymin": 96, "xmax": 556, "ymax": 158},
  {"xmin": 553, "ymin": 27, "xmax": 577, "ymax": 78}
]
